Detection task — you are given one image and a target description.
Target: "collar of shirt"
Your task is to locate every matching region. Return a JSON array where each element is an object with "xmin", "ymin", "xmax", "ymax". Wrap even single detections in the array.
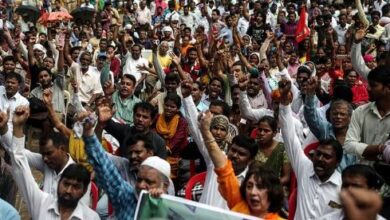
[
  {"xmin": 57, "ymin": 155, "xmax": 75, "ymax": 176},
  {"xmin": 237, "ymin": 166, "xmax": 249, "ymax": 183},
  {"xmin": 309, "ymin": 169, "xmax": 341, "ymax": 186},
  {"xmin": 1, "ymin": 89, "xmax": 21, "ymax": 101},
  {"xmin": 47, "ymin": 198, "xmax": 84, "ymax": 219},
  {"xmin": 369, "ymin": 102, "xmax": 390, "ymax": 119}
]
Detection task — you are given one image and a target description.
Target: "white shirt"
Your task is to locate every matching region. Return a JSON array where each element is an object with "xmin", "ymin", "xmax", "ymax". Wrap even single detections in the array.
[
  {"xmin": 334, "ymin": 24, "xmax": 350, "ymax": 45},
  {"xmin": 179, "ymin": 13, "xmax": 197, "ymax": 32},
  {"xmin": 183, "ymin": 96, "xmax": 247, "ymax": 209},
  {"xmin": 123, "ymin": 53, "xmax": 149, "ymax": 82},
  {"xmin": 9, "ymin": 136, "xmax": 100, "ymax": 220},
  {"xmin": 320, "ymin": 209, "xmax": 386, "ymax": 220},
  {"xmin": 280, "ymin": 104, "xmax": 342, "ymax": 220},
  {"xmin": 374, "ymin": 0, "xmax": 387, "ymax": 15},
  {"xmin": 0, "ymin": 86, "xmax": 29, "ymax": 130},
  {"xmin": 136, "ymin": 7, "xmax": 152, "ymax": 25},
  {"xmin": 69, "ymin": 62, "xmax": 103, "ymax": 103},
  {"xmin": 237, "ymin": 17, "xmax": 249, "ymax": 37}
]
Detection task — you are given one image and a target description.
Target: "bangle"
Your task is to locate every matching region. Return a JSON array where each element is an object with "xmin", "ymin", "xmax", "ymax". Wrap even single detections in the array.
[{"xmin": 205, "ymin": 139, "xmax": 216, "ymax": 144}]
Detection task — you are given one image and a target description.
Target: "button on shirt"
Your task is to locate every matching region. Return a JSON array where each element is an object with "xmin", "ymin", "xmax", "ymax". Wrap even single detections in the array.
[
  {"xmin": 9, "ymin": 136, "xmax": 100, "ymax": 220},
  {"xmin": 334, "ymin": 24, "xmax": 350, "ymax": 45},
  {"xmin": 123, "ymin": 54, "xmax": 149, "ymax": 82},
  {"xmin": 280, "ymin": 104, "xmax": 341, "ymax": 220}
]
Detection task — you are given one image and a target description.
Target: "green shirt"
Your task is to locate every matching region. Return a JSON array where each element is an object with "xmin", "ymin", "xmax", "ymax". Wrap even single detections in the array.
[{"xmin": 112, "ymin": 91, "xmax": 141, "ymax": 125}]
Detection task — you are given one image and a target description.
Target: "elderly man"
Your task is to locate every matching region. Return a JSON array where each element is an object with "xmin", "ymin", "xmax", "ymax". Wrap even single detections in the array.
[{"xmin": 82, "ymin": 113, "xmax": 172, "ymax": 219}]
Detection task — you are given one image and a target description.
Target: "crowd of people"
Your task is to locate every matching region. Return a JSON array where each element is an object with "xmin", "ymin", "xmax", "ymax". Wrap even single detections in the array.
[{"xmin": 0, "ymin": 0, "xmax": 390, "ymax": 219}]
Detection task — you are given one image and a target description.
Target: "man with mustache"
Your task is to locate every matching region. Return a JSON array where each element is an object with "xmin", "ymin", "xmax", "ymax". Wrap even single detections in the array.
[
  {"xmin": 7, "ymin": 106, "xmax": 99, "ymax": 219},
  {"xmin": 278, "ymin": 79, "xmax": 343, "ymax": 220}
]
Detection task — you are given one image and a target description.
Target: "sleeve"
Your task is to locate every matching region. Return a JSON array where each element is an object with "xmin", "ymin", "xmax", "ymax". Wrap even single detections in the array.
[
  {"xmin": 104, "ymin": 119, "xmax": 130, "ymax": 145},
  {"xmin": 83, "ymin": 134, "xmax": 137, "ymax": 208},
  {"xmin": 9, "ymin": 136, "xmax": 45, "ymax": 218},
  {"xmin": 23, "ymin": 149, "xmax": 45, "ymax": 172},
  {"xmin": 93, "ymin": 74, "xmax": 103, "ymax": 94},
  {"xmin": 279, "ymin": 104, "xmax": 312, "ymax": 178},
  {"xmin": 214, "ymin": 160, "xmax": 242, "ymax": 209},
  {"xmin": 351, "ymin": 42, "xmax": 370, "ymax": 80},
  {"xmin": 54, "ymin": 69, "xmax": 65, "ymax": 90},
  {"xmin": 343, "ymin": 107, "xmax": 367, "ymax": 158},
  {"xmin": 303, "ymin": 94, "xmax": 332, "ymax": 140},
  {"xmin": 183, "ymin": 96, "xmax": 212, "ymax": 166},
  {"xmin": 238, "ymin": 90, "xmax": 273, "ymax": 121},
  {"xmin": 169, "ymin": 117, "xmax": 189, "ymax": 154}
]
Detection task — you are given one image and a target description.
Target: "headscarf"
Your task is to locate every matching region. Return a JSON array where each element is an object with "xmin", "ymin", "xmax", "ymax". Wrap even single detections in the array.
[{"xmin": 210, "ymin": 115, "xmax": 229, "ymax": 131}]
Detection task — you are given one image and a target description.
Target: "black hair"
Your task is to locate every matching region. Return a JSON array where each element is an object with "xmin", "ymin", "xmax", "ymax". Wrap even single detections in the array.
[
  {"xmin": 212, "ymin": 8, "xmax": 220, "ymax": 15},
  {"xmin": 210, "ymin": 100, "xmax": 230, "ymax": 117},
  {"xmin": 132, "ymin": 44, "xmax": 143, "ymax": 50},
  {"xmin": 122, "ymin": 74, "xmax": 137, "ymax": 86},
  {"xmin": 133, "ymin": 102, "xmax": 157, "ymax": 119},
  {"xmin": 187, "ymin": 47, "xmax": 198, "ymax": 56},
  {"xmin": 5, "ymin": 72, "xmax": 23, "ymax": 84},
  {"xmin": 38, "ymin": 67, "xmax": 52, "ymax": 76},
  {"xmin": 124, "ymin": 133, "xmax": 154, "ymax": 152},
  {"xmin": 258, "ymin": 116, "xmax": 278, "ymax": 132},
  {"xmin": 70, "ymin": 46, "xmax": 82, "ymax": 54},
  {"xmin": 342, "ymin": 164, "xmax": 384, "ymax": 190},
  {"xmin": 232, "ymin": 134, "xmax": 258, "ymax": 159},
  {"xmin": 297, "ymin": 65, "xmax": 312, "ymax": 76},
  {"xmin": 371, "ymin": 10, "xmax": 381, "ymax": 17},
  {"xmin": 2, "ymin": 55, "xmax": 16, "ymax": 64},
  {"xmin": 209, "ymin": 77, "xmax": 225, "ymax": 89},
  {"xmin": 39, "ymin": 131, "xmax": 69, "ymax": 149},
  {"xmin": 240, "ymin": 162, "xmax": 284, "ymax": 213},
  {"xmin": 194, "ymin": 81, "xmax": 205, "ymax": 91},
  {"xmin": 232, "ymin": 61, "xmax": 246, "ymax": 73},
  {"xmin": 60, "ymin": 164, "xmax": 90, "ymax": 190},
  {"xmin": 367, "ymin": 66, "xmax": 390, "ymax": 85},
  {"xmin": 165, "ymin": 73, "xmax": 181, "ymax": 84},
  {"xmin": 164, "ymin": 92, "xmax": 182, "ymax": 109},
  {"xmin": 318, "ymin": 139, "xmax": 343, "ymax": 163},
  {"xmin": 332, "ymin": 81, "xmax": 353, "ymax": 103},
  {"xmin": 382, "ymin": 4, "xmax": 390, "ymax": 16}
]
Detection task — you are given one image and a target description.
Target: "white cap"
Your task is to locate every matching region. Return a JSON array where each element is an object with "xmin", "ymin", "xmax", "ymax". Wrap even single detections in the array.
[
  {"xmin": 162, "ymin": 26, "xmax": 173, "ymax": 33},
  {"xmin": 141, "ymin": 156, "xmax": 171, "ymax": 180},
  {"xmin": 124, "ymin": 24, "xmax": 132, "ymax": 30},
  {"xmin": 33, "ymin": 44, "xmax": 47, "ymax": 54}
]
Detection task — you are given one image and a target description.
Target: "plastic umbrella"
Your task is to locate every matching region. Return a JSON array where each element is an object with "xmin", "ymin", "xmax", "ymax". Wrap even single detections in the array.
[
  {"xmin": 15, "ymin": 5, "xmax": 40, "ymax": 23},
  {"xmin": 38, "ymin": 11, "xmax": 73, "ymax": 25}
]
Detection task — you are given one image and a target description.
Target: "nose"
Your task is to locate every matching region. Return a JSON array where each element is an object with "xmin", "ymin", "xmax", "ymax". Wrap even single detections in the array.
[{"xmin": 137, "ymin": 180, "xmax": 147, "ymax": 190}]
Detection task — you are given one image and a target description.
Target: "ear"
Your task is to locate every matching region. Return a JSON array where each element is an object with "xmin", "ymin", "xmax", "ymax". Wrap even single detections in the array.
[{"xmin": 147, "ymin": 149, "xmax": 154, "ymax": 156}]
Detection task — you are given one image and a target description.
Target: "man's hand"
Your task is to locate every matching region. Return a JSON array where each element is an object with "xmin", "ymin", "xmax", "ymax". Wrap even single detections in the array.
[
  {"xmin": 170, "ymin": 53, "xmax": 181, "ymax": 66},
  {"xmin": 42, "ymin": 88, "xmax": 53, "ymax": 106},
  {"xmin": 238, "ymin": 75, "xmax": 249, "ymax": 91},
  {"xmin": 355, "ymin": 28, "xmax": 367, "ymax": 43},
  {"xmin": 97, "ymin": 105, "xmax": 114, "ymax": 124},
  {"xmin": 103, "ymin": 81, "xmax": 115, "ymax": 96},
  {"xmin": 149, "ymin": 188, "xmax": 165, "ymax": 198},
  {"xmin": 341, "ymin": 188, "xmax": 383, "ymax": 220},
  {"xmin": 71, "ymin": 80, "xmax": 79, "ymax": 93},
  {"xmin": 12, "ymin": 106, "xmax": 30, "ymax": 128},
  {"xmin": 82, "ymin": 113, "xmax": 98, "ymax": 137},
  {"xmin": 180, "ymin": 80, "xmax": 193, "ymax": 98},
  {"xmin": 0, "ymin": 110, "xmax": 9, "ymax": 135},
  {"xmin": 305, "ymin": 77, "xmax": 318, "ymax": 96},
  {"xmin": 278, "ymin": 79, "xmax": 293, "ymax": 105},
  {"xmin": 199, "ymin": 110, "xmax": 213, "ymax": 132}
]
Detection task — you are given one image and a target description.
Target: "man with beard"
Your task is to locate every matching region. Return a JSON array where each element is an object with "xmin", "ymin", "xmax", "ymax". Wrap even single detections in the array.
[
  {"xmin": 103, "ymin": 74, "xmax": 141, "ymax": 125},
  {"xmin": 182, "ymin": 47, "xmax": 201, "ymax": 81},
  {"xmin": 30, "ymin": 44, "xmax": 65, "ymax": 114},
  {"xmin": 246, "ymin": 74, "xmax": 268, "ymax": 109},
  {"xmin": 344, "ymin": 66, "xmax": 390, "ymax": 162},
  {"xmin": 7, "ymin": 106, "xmax": 99, "ymax": 219},
  {"xmin": 98, "ymin": 101, "xmax": 167, "ymax": 159},
  {"xmin": 279, "ymin": 79, "xmax": 343, "ymax": 220},
  {"xmin": 83, "ymin": 112, "xmax": 172, "ymax": 219},
  {"xmin": 181, "ymin": 82, "xmax": 258, "ymax": 209}
]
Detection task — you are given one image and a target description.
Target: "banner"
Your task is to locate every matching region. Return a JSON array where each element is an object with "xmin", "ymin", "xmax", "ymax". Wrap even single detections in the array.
[
  {"xmin": 134, "ymin": 190, "xmax": 261, "ymax": 220},
  {"xmin": 295, "ymin": 7, "xmax": 310, "ymax": 43}
]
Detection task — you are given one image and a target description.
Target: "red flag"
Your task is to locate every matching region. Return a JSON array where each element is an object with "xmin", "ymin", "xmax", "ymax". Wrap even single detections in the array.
[{"xmin": 296, "ymin": 7, "xmax": 310, "ymax": 43}]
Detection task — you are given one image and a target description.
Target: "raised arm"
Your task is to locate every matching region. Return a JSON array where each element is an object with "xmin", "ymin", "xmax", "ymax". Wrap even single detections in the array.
[
  {"xmin": 55, "ymin": 45, "xmax": 65, "ymax": 89},
  {"xmin": 152, "ymin": 45, "xmax": 166, "ymax": 88},
  {"xmin": 64, "ymin": 32, "xmax": 74, "ymax": 66},
  {"xmin": 278, "ymin": 80, "xmax": 311, "ymax": 177},
  {"xmin": 351, "ymin": 29, "xmax": 370, "ymax": 80}
]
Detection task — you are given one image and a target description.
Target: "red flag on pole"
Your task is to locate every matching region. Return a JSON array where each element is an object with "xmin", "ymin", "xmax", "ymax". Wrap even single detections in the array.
[{"xmin": 296, "ymin": 6, "xmax": 310, "ymax": 43}]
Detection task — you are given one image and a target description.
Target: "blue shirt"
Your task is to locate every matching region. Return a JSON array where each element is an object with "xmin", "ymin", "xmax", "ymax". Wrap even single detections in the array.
[
  {"xmin": 0, "ymin": 198, "xmax": 20, "ymax": 220},
  {"xmin": 304, "ymin": 95, "xmax": 357, "ymax": 171},
  {"xmin": 84, "ymin": 135, "xmax": 137, "ymax": 220}
]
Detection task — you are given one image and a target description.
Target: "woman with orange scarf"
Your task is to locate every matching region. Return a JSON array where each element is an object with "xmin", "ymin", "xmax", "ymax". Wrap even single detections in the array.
[{"xmin": 155, "ymin": 92, "xmax": 189, "ymax": 186}]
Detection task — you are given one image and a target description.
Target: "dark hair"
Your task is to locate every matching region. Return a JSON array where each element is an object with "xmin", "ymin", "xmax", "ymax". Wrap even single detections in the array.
[
  {"xmin": 332, "ymin": 81, "xmax": 353, "ymax": 103},
  {"xmin": 382, "ymin": 4, "xmax": 390, "ymax": 16},
  {"xmin": 297, "ymin": 65, "xmax": 312, "ymax": 76},
  {"xmin": 2, "ymin": 55, "xmax": 16, "ymax": 64},
  {"xmin": 232, "ymin": 134, "xmax": 258, "ymax": 158},
  {"xmin": 210, "ymin": 100, "xmax": 230, "ymax": 116},
  {"xmin": 212, "ymin": 8, "xmax": 220, "ymax": 15},
  {"xmin": 194, "ymin": 81, "xmax": 205, "ymax": 91},
  {"xmin": 39, "ymin": 131, "xmax": 69, "ymax": 148},
  {"xmin": 318, "ymin": 139, "xmax": 343, "ymax": 163},
  {"xmin": 371, "ymin": 10, "xmax": 381, "ymax": 17},
  {"xmin": 240, "ymin": 162, "xmax": 284, "ymax": 213},
  {"xmin": 70, "ymin": 46, "xmax": 82, "ymax": 54},
  {"xmin": 124, "ymin": 133, "xmax": 154, "ymax": 152},
  {"xmin": 164, "ymin": 92, "xmax": 182, "ymax": 109},
  {"xmin": 232, "ymin": 61, "xmax": 246, "ymax": 73},
  {"xmin": 133, "ymin": 102, "xmax": 157, "ymax": 119},
  {"xmin": 342, "ymin": 164, "xmax": 384, "ymax": 190},
  {"xmin": 209, "ymin": 77, "xmax": 225, "ymax": 89},
  {"xmin": 368, "ymin": 66, "xmax": 390, "ymax": 85},
  {"xmin": 60, "ymin": 164, "xmax": 90, "ymax": 189},
  {"xmin": 122, "ymin": 74, "xmax": 136, "ymax": 85},
  {"xmin": 258, "ymin": 116, "xmax": 278, "ymax": 132},
  {"xmin": 187, "ymin": 47, "xmax": 197, "ymax": 56},
  {"xmin": 165, "ymin": 73, "xmax": 180, "ymax": 84},
  {"xmin": 5, "ymin": 72, "xmax": 23, "ymax": 84},
  {"xmin": 38, "ymin": 67, "xmax": 52, "ymax": 76}
]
